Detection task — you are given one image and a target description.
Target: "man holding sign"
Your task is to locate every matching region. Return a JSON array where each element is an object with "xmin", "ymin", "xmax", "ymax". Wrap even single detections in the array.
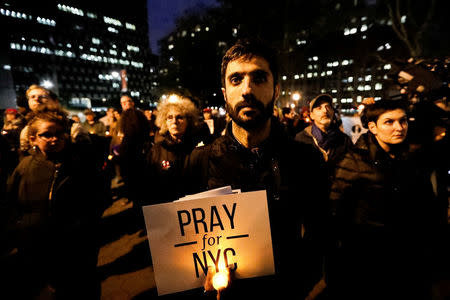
[{"xmin": 186, "ymin": 38, "xmax": 329, "ymax": 299}]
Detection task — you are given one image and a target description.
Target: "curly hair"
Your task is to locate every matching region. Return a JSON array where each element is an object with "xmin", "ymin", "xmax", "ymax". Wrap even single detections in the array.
[{"xmin": 155, "ymin": 94, "xmax": 202, "ymax": 135}]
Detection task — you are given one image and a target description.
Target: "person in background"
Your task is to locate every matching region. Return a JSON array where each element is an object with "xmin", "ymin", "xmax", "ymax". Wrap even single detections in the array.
[
  {"xmin": 186, "ymin": 38, "xmax": 328, "ymax": 299},
  {"xmin": 99, "ymin": 107, "xmax": 117, "ymax": 135},
  {"xmin": 1, "ymin": 108, "xmax": 25, "ymax": 175},
  {"xmin": 4, "ymin": 107, "xmax": 101, "ymax": 299},
  {"xmin": 144, "ymin": 109, "xmax": 158, "ymax": 144},
  {"xmin": 202, "ymin": 107, "xmax": 226, "ymax": 141},
  {"xmin": 20, "ymin": 85, "xmax": 90, "ymax": 158},
  {"xmin": 328, "ymin": 99, "xmax": 439, "ymax": 300},
  {"xmin": 295, "ymin": 94, "xmax": 352, "ymax": 166},
  {"xmin": 145, "ymin": 94, "xmax": 204, "ymax": 205},
  {"xmin": 71, "ymin": 114, "xmax": 81, "ymax": 124},
  {"xmin": 111, "ymin": 93, "xmax": 150, "ymax": 207},
  {"xmin": 83, "ymin": 109, "xmax": 106, "ymax": 137},
  {"xmin": 281, "ymin": 106, "xmax": 306, "ymax": 137}
]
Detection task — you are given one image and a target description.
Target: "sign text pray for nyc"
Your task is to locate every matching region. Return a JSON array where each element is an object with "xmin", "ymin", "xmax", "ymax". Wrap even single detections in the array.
[{"xmin": 142, "ymin": 190, "xmax": 275, "ymax": 295}]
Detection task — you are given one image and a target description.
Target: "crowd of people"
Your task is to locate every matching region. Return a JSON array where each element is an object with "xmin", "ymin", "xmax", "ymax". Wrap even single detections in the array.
[{"xmin": 0, "ymin": 38, "xmax": 449, "ymax": 300}]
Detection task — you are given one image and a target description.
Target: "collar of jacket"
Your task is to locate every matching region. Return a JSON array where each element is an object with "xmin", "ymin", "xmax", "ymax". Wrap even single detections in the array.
[
  {"xmin": 354, "ymin": 132, "xmax": 409, "ymax": 163},
  {"xmin": 223, "ymin": 117, "xmax": 289, "ymax": 154},
  {"xmin": 161, "ymin": 132, "xmax": 196, "ymax": 152}
]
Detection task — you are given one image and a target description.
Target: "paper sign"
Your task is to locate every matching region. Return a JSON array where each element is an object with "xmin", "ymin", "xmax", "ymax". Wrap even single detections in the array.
[{"xmin": 142, "ymin": 190, "xmax": 275, "ymax": 295}]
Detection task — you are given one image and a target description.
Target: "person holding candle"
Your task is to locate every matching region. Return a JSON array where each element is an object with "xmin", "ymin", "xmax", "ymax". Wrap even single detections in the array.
[{"xmin": 186, "ymin": 38, "xmax": 329, "ymax": 299}]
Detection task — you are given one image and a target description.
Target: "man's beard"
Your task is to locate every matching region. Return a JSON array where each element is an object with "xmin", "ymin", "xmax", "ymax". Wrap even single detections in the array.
[{"xmin": 226, "ymin": 93, "xmax": 275, "ymax": 131}]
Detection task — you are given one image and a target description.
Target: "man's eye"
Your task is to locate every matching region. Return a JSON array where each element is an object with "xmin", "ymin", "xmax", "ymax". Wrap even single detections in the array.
[
  {"xmin": 230, "ymin": 76, "xmax": 242, "ymax": 85},
  {"xmin": 253, "ymin": 75, "xmax": 267, "ymax": 84}
]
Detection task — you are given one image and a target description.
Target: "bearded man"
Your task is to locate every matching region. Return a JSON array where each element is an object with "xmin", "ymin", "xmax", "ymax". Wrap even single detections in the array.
[{"xmin": 186, "ymin": 38, "xmax": 329, "ymax": 299}]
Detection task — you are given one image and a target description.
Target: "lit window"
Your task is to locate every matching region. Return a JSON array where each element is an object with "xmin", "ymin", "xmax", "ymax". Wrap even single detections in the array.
[
  {"xmin": 361, "ymin": 24, "xmax": 367, "ymax": 32},
  {"xmin": 104, "ymin": 16, "xmax": 122, "ymax": 27},
  {"xmin": 108, "ymin": 27, "xmax": 118, "ymax": 33},
  {"xmin": 384, "ymin": 64, "xmax": 391, "ymax": 70},
  {"xmin": 365, "ymin": 75, "xmax": 372, "ymax": 81},
  {"xmin": 126, "ymin": 23, "xmax": 136, "ymax": 30},
  {"xmin": 282, "ymin": 75, "xmax": 287, "ymax": 80},
  {"xmin": 294, "ymin": 74, "xmax": 300, "ymax": 80},
  {"xmin": 375, "ymin": 83, "xmax": 383, "ymax": 90}
]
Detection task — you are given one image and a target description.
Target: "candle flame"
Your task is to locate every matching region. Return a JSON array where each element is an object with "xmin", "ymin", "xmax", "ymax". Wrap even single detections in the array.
[
  {"xmin": 212, "ymin": 271, "xmax": 228, "ymax": 290},
  {"xmin": 212, "ymin": 262, "xmax": 229, "ymax": 291}
]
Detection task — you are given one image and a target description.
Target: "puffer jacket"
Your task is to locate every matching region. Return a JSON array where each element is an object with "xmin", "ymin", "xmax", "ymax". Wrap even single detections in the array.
[{"xmin": 328, "ymin": 132, "xmax": 436, "ymax": 299}]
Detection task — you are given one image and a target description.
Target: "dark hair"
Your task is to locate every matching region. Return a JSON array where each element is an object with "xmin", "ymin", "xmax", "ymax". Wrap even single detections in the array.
[
  {"xmin": 361, "ymin": 99, "xmax": 408, "ymax": 128},
  {"xmin": 221, "ymin": 38, "xmax": 278, "ymax": 88},
  {"xmin": 281, "ymin": 107, "xmax": 291, "ymax": 115}
]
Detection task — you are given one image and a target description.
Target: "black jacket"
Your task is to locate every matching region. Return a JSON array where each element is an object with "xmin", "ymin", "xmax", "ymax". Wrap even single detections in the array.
[
  {"xmin": 186, "ymin": 119, "xmax": 329, "ymax": 299},
  {"xmin": 328, "ymin": 132, "xmax": 436, "ymax": 299},
  {"xmin": 4, "ymin": 145, "xmax": 101, "ymax": 297},
  {"xmin": 145, "ymin": 133, "xmax": 198, "ymax": 204},
  {"xmin": 295, "ymin": 124, "xmax": 352, "ymax": 166}
]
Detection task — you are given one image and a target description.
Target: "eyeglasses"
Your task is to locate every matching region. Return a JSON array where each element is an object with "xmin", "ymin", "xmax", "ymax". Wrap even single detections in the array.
[{"xmin": 166, "ymin": 115, "xmax": 185, "ymax": 122}]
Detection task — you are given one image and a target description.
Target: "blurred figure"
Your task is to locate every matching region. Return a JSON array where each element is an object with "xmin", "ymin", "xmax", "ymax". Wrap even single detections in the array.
[
  {"xmin": 110, "ymin": 93, "xmax": 149, "ymax": 206},
  {"xmin": 328, "ymin": 99, "xmax": 438, "ymax": 300},
  {"xmin": 4, "ymin": 107, "xmax": 100, "ymax": 299},
  {"xmin": 99, "ymin": 107, "xmax": 117, "ymax": 134},
  {"xmin": 280, "ymin": 107, "xmax": 304, "ymax": 137},
  {"xmin": 19, "ymin": 85, "xmax": 89, "ymax": 157},
  {"xmin": 202, "ymin": 107, "xmax": 225, "ymax": 141},
  {"xmin": 146, "ymin": 94, "xmax": 204, "ymax": 204},
  {"xmin": 120, "ymin": 94, "xmax": 135, "ymax": 111},
  {"xmin": 144, "ymin": 109, "xmax": 158, "ymax": 144},
  {"xmin": 1, "ymin": 108, "xmax": 25, "ymax": 175},
  {"xmin": 113, "ymin": 108, "xmax": 121, "ymax": 121},
  {"xmin": 295, "ymin": 94, "xmax": 352, "ymax": 166},
  {"xmin": 83, "ymin": 109, "xmax": 106, "ymax": 136},
  {"xmin": 71, "ymin": 114, "xmax": 81, "ymax": 123}
]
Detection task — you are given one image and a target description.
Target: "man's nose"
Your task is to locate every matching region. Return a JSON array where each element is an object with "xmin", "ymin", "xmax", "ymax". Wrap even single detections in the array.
[{"xmin": 241, "ymin": 76, "xmax": 253, "ymax": 95}]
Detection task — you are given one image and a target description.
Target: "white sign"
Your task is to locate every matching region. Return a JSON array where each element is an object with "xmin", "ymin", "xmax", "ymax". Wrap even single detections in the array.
[{"xmin": 142, "ymin": 190, "xmax": 275, "ymax": 295}]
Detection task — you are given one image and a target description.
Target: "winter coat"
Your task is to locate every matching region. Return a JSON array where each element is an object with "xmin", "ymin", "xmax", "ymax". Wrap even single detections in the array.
[
  {"xmin": 145, "ymin": 133, "xmax": 198, "ymax": 204},
  {"xmin": 328, "ymin": 132, "xmax": 436, "ymax": 300},
  {"xmin": 5, "ymin": 146, "xmax": 101, "ymax": 296},
  {"xmin": 295, "ymin": 124, "xmax": 352, "ymax": 166},
  {"xmin": 185, "ymin": 118, "xmax": 329, "ymax": 299}
]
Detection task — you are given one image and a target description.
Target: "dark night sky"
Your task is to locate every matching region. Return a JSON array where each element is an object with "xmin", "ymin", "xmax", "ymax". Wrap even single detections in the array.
[{"xmin": 147, "ymin": 0, "xmax": 219, "ymax": 55}]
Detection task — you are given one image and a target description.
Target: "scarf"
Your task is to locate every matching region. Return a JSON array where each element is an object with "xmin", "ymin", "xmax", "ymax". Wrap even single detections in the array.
[{"xmin": 311, "ymin": 123, "xmax": 342, "ymax": 151}]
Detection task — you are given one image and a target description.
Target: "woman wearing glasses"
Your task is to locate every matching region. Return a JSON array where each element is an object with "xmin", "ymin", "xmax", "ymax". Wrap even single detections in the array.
[
  {"xmin": 5, "ymin": 107, "xmax": 100, "ymax": 299},
  {"xmin": 145, "ymin": 94, "xmax": 208, "ymax": 204}
]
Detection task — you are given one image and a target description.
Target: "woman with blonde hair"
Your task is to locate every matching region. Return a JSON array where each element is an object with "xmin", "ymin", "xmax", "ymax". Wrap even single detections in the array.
[{"xmin": 146, "ymin": 93, "xmax": 207, "ymax": 204}]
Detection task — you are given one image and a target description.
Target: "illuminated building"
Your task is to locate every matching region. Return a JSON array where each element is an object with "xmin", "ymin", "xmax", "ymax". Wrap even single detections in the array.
[{"xmin": 0, "ymin": 0, "xmax": 157, "ymax": 110}]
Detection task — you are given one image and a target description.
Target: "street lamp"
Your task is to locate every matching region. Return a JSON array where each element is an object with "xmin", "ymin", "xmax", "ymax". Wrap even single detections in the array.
[
  {"xmin": 292, "ymin": 92, "xmax": 301, "ymax": 101},
  {"xmin": 40, "ymin": 79, "xmax": 53, "ymax": 89}
]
